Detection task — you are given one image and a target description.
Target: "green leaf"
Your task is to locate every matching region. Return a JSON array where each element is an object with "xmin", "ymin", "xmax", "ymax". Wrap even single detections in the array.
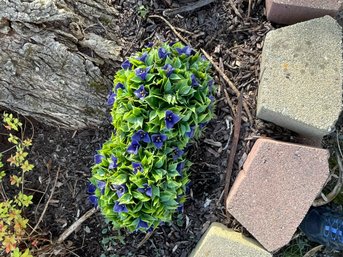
[
  {"xmin": 110, "ymin": 174, "xmax": 128, "ymax": 185},
  {"xmin": 132, "ymin": 191, "xmax": 151, "ymax": 202}
]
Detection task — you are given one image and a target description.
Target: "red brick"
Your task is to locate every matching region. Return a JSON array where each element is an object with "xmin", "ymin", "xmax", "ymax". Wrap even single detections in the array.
[
  {"xmin": 226, "ymin": 138, "xmax": 330, "ymax": 252},
  {"xmin": 266, "ymin": 0, "xmax": 342, "ymax": 24}
]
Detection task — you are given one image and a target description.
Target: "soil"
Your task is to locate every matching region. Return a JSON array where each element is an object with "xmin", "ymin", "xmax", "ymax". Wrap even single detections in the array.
[{"xmin": 3, "ymin": 0, "xmax": 343, "ymax": 257}]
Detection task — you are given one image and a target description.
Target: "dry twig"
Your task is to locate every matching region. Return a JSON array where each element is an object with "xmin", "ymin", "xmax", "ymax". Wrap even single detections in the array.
[
  {"xmin": 163, "ymin": 0, "xmax": 216, "ymax": 16},
  {"xmin": 223, "ymin": 94, "xmax": 243, "ymax": 212},
  {"xmin": 228, "ymin": 0, "xmax": 243, "ymax": 19},
  {"xmin": 56, "ymin": 208, "xmax": 97, "ymax": 244},
  {"xmin": 137, "ymin": 231, "xmax": 154, "ymax": 248},
  {"xmin": 201, "ymin": 49, "xmax": 253, "ymax": 124},
  {"xmin": 312, "ymin": 150, "xmax": 343, "ymax": 207},
  {"xmin": 30, "ymin": 166, "xmax": 60, "ymax": 236}
]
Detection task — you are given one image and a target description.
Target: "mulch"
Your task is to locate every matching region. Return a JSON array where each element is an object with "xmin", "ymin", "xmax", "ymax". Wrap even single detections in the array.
[{"xmin": 5, "ymin": 0, "xmax": 343, "ymax": 256}]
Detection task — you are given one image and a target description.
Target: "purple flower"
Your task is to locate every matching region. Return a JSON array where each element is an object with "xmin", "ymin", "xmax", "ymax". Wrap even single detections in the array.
[
  {"xmin": 165, "ymin": 110, "xmax": 181, "ymax": 129},
  {"xmin": 127, "ymin": 140, "xmax": 140, "ymax": 155},
  {"xmin": 151, "ymin": 134, "xmax": 167, "ymax": 149},
  {"xmin": 137, "ymin": 219, "xmax": 149, "ymax": 230},
  {"xmin": 132, "ymin": 130, "xmax": 150, "ymax": 143},
  {"xmin": 112, "ymin": 184, "xmax": 127, "ymax": 198},
  {"xmin": 87, "ymin": 183, "xmax": 96, "ymax": 194},
  {"xmin": 177, "ymin": 203, "xmax": 184, "ymax": 213},
  {"xmin": 113, "ymin": 201, "xmax": 128, "ymax": 213},
  {"xmin": 185, "ymin": 126, "xmax": 195, "ymax": 138},
  {"xmin": 88, "ymin": 195, "xmax": 98, "ymax": 207},
  {"xmin": 158, "ymin": 47, "xmax": 169, "ymax": 59},
  {"xmin": 137, "ymin": 52, "xmax": 148, "ymax": 63},
  {"xmin": 108, "ymin": 155, "xmax": 118, "ymax": 169},
  {"xmin": 132, "ymin": 162, "xmax": 143, "ymax": 174},
  {"xmin": 163, "ymin": 64, "xmax": 174, "ymax": 77},
  {"xmin": 94, "ymin": 154, "xmax": 104, "ymax": 164},
  {"xmin": 208, "ymin": 79, "xmax": 214, "ymax": 90},
  {"xmin": 115, "ymin": 82, "xmax": 125, "ymax": 91},
  {"xmin": 176, "ymin": 162, "xmax": 185, "ymax": 176},
  {"xmin": 209, "ymin": 95, "xmax": 215, "ymax": 106},
  {"xmin": 145, "ymin": 42, "xmax": 154, "ymax": 48},
  {"xmin": 191, "ymin": 74, "xmax": 199, "ymax": 87},
  {"xmin": 97, "ymin": 180, "xmax": 106, "ymax": 194},
  {"xmin": 121, "ymin": 59, "xmax": 132, "ymax": 70},
  {"xmin": 107, "ymin": 92, "xmax": 116, "ymax": 106},
  {"xmin": 173, "ymin": 147, "xmax": 184, "ymax": 160},
  {"xmin": 176, "ymin": 46, "xmax": 192, "ymax": 56},
  {"xmin": 169, "ymin": 41, "xmax": 176, "ymax": 46},
  {"xmin": 201, "ymin": 55, "xmax": 207, "ymax": 61},
  {"xmin": 135, "ymin": 67, "xmax": 150, "ymax": 80},
  {"xmin": 137, "ymin": 183, "xmax": 152, "ymax": 197},
  {"xmin": 134, "ymin": 85, "xmax": 148, "ymax": 99},
  {"xmin": 199, "ymin": 122, "xmax": 208, "ymax": 129}
]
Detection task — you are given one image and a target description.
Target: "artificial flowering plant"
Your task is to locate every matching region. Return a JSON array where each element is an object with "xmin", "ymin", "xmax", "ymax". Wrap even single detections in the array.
[{"xmin": 89, "ymin": 41, "xmax": 216, "ymax": 232}]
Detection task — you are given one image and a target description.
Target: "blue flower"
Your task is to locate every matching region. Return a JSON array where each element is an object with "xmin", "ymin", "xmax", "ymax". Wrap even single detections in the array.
[
  {"xmin": 108, "ymin": 155, "xmax": 118, "ymax": 169},
  {"xmin": 127, "ymin": 140, "xmax": 140, "ymax": 155},
  {"xmin": 87, "ymin": 183, "xmax": 96, "ymax": 194},
  {"xmin": 134, "ymin": 85, "xmax": 148, "ymax": 99},
  {"xmin": 177, "ymin": 203, "xmax": 184, "ymax": 213},
  {"xmin": 185, "ymin": 126, "xmax": 195, "ymax": 138},
  {"xmin": 135, "ymin": 67, "xmax": 150, "ymax": 80},
  {"xmin": 176, "ymin": 162, "xmax": 185, "ymax": 176},
  {"xmin": 132, "ymin": 130, "xmax": 150, "ymax": 143},
  {"xmin": 94, "ymin": 154, "xmax": 104, "ymax": 164},
  {"xmin": 176, "ymin": 46, "xmax": 192, "ymax": 56},
  {"xmin": 209, "ymin": 95, "xmax": 215, "ymax": 106},
  {"xmin": 112, "ymin": 184, "xmax": 127, "ymax": 198},
  {"xmin": 113, "ymin": 201, "xmax": 128, "ymax": 213},
  {"xmin": 115, "ymin": 82, "xmax": 125, "ymax": 91},
  {"xmin": 151, "ymin": 134, "xmax": 167, "ymax": 149},
  {"xmin": 199, "ymin": 122, "xmax": 208, "ymax": 129},
  {"xmin": 165, "ymin": 110, "xmax": 181, "ymax": 129},
  {"xmin": 145, "ymin": 42, "xmax": 154, "ymax": 48},
  {"xmin": 201, "ymin": 55, "xmax": 207, "ymax": 61},
  {"xmin": 169, "ymin": 41, "xmax": 176, "ymax": 46},
  {"xmin": 163, "ymin": 64, "xmax": 174, "ymax": 77},
  {"xmin": 137, "ymin": 219, "xmax": 149, "ymax": 230},
  {"xmin": 173, "ymin": 147, "xmax": 184, "ymax": 160},
  {"xmin": 208, "ymin": 79, "xmax": 214, "ymax": 90},
  {"xmin": 137, "ymin": 183, "xmax": 152, "ymax": 197},
  {"xmin": 158, "ymin": 47, "xmax": 169, "ymax": 59},
  {"xmin": 88, "ymin": 195, "xmax": 98, "ymax": 207},
  {"xmin": 137, "ymin": 52, "xmax": 148, "ymax": 63},
  {"xmin": 191, "ymin": 74, "xmax": 199, "ymax": 87},
  {"xmin": 121, "ymin": 59, "xmax": 132, "ymax": 70},
  {"xmin": 97, "ymin": 180, "xmax": 106, "ymax": 194},
  {"xmin": 107, "ymin": 92, "xmax": 116, "ymax": 106},
  {"xmin": 132, "ymin": 162, "xmax": 143, "ymax": 174}
]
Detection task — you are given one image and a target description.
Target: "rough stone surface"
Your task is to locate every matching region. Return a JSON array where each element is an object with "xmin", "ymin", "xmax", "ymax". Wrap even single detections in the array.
[
  {"xmin": 189, "ymin": 222, "xmax": 272, "ymax": 257},
  {"xmin": 257, "ymin": 16, "xmax": 342, "ymax": 138},
  {"xmin": 0, "ymin": 0, "xmax": 123, "ymax": 129},
  {"xmin": 266, "ymin": 0, "xmax": 343, "ymax": 24},
  {"xmin": 226, "ymin": 138, "xmax": 330, "ymax": 252}
]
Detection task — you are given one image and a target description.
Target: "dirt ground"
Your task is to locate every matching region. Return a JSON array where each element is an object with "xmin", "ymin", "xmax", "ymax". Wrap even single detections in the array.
[{"xmin": 4, "ymin": 0, "xmax": 343, "ymax": 256}]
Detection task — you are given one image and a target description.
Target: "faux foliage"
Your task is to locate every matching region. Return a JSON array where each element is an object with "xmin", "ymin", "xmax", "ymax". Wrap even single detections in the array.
[{"xmin": 89, "ymin": 42, "xmax": 216, "ymax": 232}]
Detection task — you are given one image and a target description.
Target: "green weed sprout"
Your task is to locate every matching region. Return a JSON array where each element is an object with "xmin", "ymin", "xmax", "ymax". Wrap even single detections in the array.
[
  {"xmin": 0, "ymin": 113, "xmax": 34, "ymax": 257},
  {"xmin": 89, "ymin": 42, "xmax": 216, "ymax": 232}
]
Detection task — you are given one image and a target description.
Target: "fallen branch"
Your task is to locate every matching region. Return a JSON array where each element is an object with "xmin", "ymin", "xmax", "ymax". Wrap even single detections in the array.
[
  {"xmin": 223, "ymin": 93, "xmax": 243, "ymax": 213},
  {"xmin": 56, "ymin": 208, "xmax": 97, "ymax": 244},
  {"xmin": 149, "ymin": 15, "xmax": 189, "ymax": 45},
  {"xmin": 163, "ymin": 0, "xmax": 216, "ymax": 16},
  {"xmin": 201, "ymin": 49, "xmax": 253, "ymax": 124}
]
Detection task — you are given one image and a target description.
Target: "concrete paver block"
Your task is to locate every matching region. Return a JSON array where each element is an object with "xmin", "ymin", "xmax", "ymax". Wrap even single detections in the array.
[
  {"xmin": 189, "ymin": 222, "xmax": 272, "ymax": 257},
  {"xmin": 226, "ymin": 138, "xmax": 330, "ymax": 252},
  {"xmin": 266, "ymin": 0, "xmax": 342, "ymax": 24},
  {"xmin": 257, "ymin": 16, "xmax": 342, "ymax": 138}
]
